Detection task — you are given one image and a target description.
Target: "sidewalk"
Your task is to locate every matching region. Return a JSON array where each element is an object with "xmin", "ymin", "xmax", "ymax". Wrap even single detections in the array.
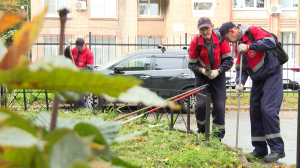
[
  {"xmin": 222, "ymin": 111, "xmax": 297, "ymax": 166},
  {"xmin": 177, "ymin": 111, "xmax": 298, "ymax": 166}
]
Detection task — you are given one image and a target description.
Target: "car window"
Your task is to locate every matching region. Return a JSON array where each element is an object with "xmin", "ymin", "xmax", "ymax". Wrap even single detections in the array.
[
  {"xmin": 120, "ymin": 57, "xmax": 151, "ymax": 71},
  {"xmin": 155, "ymin": 57, "xmax": 184, "ymax": 70}
]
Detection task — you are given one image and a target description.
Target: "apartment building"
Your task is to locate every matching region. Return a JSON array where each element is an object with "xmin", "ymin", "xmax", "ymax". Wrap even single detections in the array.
[{"xmin": 30, "ymin": 0, "xmax": 299, "ymax": 66}]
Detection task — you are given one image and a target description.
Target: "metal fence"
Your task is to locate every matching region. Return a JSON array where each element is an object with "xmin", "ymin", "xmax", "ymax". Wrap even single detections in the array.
[{"xmin": 2, "ymin": 32, "xmax": 300, "ymax": 109}]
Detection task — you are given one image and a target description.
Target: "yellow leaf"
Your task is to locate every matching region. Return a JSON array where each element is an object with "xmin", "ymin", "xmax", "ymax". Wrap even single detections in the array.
[
  {"xmin": 0, "ymin": 13, "xmax": 26, "ymax": 34},
  {"xmin": 90, "ymin": 142, "xmax": 105, "ymax": 151},
  {"xmin": 0, "ymin": 5, "xmax": 48, "ymax": 70},
  {"xmin": 185, "ymin": 143, "xmax": 189, "ymax": 146}
]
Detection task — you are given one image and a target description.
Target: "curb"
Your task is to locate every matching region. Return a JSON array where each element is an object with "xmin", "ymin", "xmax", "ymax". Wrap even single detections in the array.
[{"xmin": 225, "ymin": 107, "xmax": 298, "ymax": 111}]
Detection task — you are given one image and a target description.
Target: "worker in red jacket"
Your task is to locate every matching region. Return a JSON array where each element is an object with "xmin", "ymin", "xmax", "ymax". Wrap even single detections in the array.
[
  {"xmin": 219, "ymin": 22, "xmax": 285, "ymax": 162},
  {"xmin": 188, "ymin": 17, "xmax": 233, "ymax": 140},
  {"xmin": 71, "ymin": 38, "xmax": 94, "ymax": 70},
  {"xmin": 71, "ymin": 38, "xmax": 94, "ymax": 108}
]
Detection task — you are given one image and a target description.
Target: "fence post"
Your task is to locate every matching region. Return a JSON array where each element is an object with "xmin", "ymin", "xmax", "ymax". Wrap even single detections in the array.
[
  {"xmin": 170, "ymin": 109, "xmax": 174, "ymax": 129},
  {"xmin": 297, "ymin": 89, "xmax": 300, "ymax": 168},
  {"xmin": 187, "ymin": 94, "xmax": 191, "ymax": 132},
  {"xmin": 156, "ymin": 91, "xmax": 160, "ymax": 120},
  {"xmin": 0, "ymin": 86, "xmax": 4, "ymax": 106},
  {"xmin": 89, "ymin": 32, "xmax": 91, "ymax": 50},
  {"xmin": 205, "ymin": 93, "xmax": 212, "ymax": 141},
  {"xmin": 23, "ymin": 89, "xmax": 27, "ymax": 110},
  {"xmin": 45, "ymin": 90, "xmax": 49, "ymax": 110}
]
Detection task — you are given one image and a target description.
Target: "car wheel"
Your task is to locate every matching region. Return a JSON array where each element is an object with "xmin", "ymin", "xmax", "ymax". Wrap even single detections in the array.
[
  {"xmin": 180, "ymin": 88, "xmax": 196, "ymax": 114},
  {"xmin": 86, "ymin": 94, "xmax": 104, "ymax": 110}
]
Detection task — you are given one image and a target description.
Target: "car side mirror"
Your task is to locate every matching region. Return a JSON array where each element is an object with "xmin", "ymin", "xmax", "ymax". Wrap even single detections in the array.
[{"xmin": 114, "ymin": 65, "xmax": 125, "ymax": 74}]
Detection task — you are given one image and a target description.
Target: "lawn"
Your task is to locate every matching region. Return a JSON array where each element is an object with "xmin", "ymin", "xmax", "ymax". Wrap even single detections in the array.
[
  {"xmin": 16, "ymin": 108, "xmax": 293, "ymax": 168},
  {"xmin": 226, "ymin": 92, "xmax": 298, "ymax": 109}
]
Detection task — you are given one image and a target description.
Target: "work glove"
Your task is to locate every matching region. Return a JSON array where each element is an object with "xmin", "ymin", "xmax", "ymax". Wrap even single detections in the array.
[
  {"xmin": 200, "ymin": 68, "xmax": 211, "ymax": 76},
  {"xmin": 238, "ymin": 44, "xmax": 248, "ymax": 53},
  {"xmin": 236, "ymin": 83, "xmax": 244, "ymax": 96},
  {"xmin": 207, "ymin": 69, "xmax": 219, "ymax": 79}
]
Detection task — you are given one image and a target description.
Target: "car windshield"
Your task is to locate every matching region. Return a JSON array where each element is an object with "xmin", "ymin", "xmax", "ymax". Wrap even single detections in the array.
[{"xmin": 98, "ymin": 50, "xmax": 137, "ymax": 69}]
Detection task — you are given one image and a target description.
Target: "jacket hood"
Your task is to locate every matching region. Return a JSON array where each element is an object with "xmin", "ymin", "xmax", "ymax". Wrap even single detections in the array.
[{"xmin": 238, "ymin": 24, "xmax": 251, "ymax": 41}]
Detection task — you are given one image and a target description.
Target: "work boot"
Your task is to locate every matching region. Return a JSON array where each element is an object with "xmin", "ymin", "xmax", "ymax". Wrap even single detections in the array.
[
  {"xmin": 263, "ymin": 152, "xmax": 285, "ymax": 162},
  {"xmin": 248, "ymin": 151, "xmax": 267, "ymax": 159}
]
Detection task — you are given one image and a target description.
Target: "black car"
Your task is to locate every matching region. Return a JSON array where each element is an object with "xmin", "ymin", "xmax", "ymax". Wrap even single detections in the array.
[
  {"xmin": 89, "ymin": 46, "xmax": 235, "ymax": 112},
  {"xmin": 90, "ymin": 46, "xmax": 197, "ymax": 112}
]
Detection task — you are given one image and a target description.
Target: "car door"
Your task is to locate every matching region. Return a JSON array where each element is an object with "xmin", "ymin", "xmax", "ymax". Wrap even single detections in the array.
[
  {"xmin": 151, "ymin": 54, "xmax": 194, "ymax": 97},
  {"xmin": 108, "ymin": 55, "xmax": 153, "ymax": 88}
]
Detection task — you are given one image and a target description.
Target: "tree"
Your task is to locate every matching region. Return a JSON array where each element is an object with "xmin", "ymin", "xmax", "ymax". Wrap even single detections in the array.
[{"xmin": 0, "ymin": 0, "xmax": 31, "ymax": 43}]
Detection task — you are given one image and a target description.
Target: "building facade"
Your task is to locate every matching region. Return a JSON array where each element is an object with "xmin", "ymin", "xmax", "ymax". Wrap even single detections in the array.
[{"xmin": 30, "ymin": 0, "xmax": 299, "ymax": 66}]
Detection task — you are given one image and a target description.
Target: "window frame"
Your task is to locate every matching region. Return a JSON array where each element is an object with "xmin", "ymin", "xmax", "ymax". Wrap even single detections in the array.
[
  {"xmin": 138, "ymin": 0, "xmax": 161, "ymax": 17},
  {"xmin": 232, "ymin": 0, "xmax": 268, "ymax": 10},
  {"xmin": 153, "ymin": 55, "xmax": 187, "ymax": 70},
  {"xmin": 90, "ymin": 0, "xmax": 117, "ymax": 18},
  {"xmin": 91, "ymin": 36, "xmax": 117, "ymax": 66},
  {"xmin": 43, "ymin": 0, "xmax": 70, "ymax": 17},
  {"xmin": 44, "ymin": 36, "xmax": 70, "ymax": 56},
  {"xmin": 192, "ymin": 0, "xmax": 215, "ymax": 16},
  {"xmin": 281, "ymin": 0, "xmax": 298, "ymax": 10},
  {"xmin": 138, "ymin": 37, "xmax": 162, "ymax": 49},
  {"xmin": 116, "ymin": 55, "xmax": 153, "ymax": 72}
]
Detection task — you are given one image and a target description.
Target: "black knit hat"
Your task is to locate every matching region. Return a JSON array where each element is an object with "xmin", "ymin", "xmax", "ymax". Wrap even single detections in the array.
[{"xmin": 219, "ymin": 22, "xmax": 235, "ymax": 43}]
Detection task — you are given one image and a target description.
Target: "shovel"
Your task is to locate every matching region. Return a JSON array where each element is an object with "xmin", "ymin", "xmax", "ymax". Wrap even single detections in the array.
[{"xmin": 236, "ymin": 41, "xmax": 243, "ymax": 148}]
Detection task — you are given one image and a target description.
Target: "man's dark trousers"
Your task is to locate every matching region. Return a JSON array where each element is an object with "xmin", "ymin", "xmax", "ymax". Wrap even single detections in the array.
[{"xmin": 195, "ymin": 72, "xmax": 226, "ymax": 139}]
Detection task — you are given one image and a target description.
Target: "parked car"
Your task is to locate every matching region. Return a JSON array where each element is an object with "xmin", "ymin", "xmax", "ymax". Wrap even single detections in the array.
[
  {"xmin": 282, "ymin": 59, "xmax": 300, "ymax": 90},
  {"xmin": 225, "ymin": 69, "xmax": 236, "ymax": 89},
  {"xmin": 233, "ymin": 59, "xmax": 300, "ymax": 90},
  {"xmin": 90, "ymin": 47, "xmax": 195, "ymax": 112},
  {"xmin": 89, "ymin": 46, "xmax": 237, "ymax": 112}
]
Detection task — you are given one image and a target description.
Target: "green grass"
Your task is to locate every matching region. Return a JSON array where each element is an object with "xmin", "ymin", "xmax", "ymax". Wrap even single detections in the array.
[
  {"xmin": 16, "ymin": 108, "xmax": 295, "ymax": 168},
  {"xmin": 226, "ymin": 92, "xmax": 298, "ymax": 109},
  {"xmin": 112, "ymin": 120, "xmax": 241, "ymax": 168},
  {"xmin": 17, "ymin": 108, "xmax": 242, "ymax": 167},
  {"xmin": 18, "ymin": 108, "xmax": 297, "ymax": 167}
]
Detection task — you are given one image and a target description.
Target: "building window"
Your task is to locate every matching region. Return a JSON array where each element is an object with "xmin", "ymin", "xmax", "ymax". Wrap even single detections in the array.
[
  {"xmin": 281, "ymin": 32, "xmax": 296, "ymax": 58},
  {"xmin": 44, "ymin": 36, "xmax": 70, "ymax": 56},
  {"xmin": 138, "ymin": 0, "xmax": 161, "ymax": 16},
  {"xmin": 193, "ymin": 0, "xmax": 215, "ymax": 16},
  {"xmin": 138, "ymin": 37, "xmax": 161, "ymax": 49},
  {"xmin": 91, "ymin": 37, "xmax": 116, "ymax": 66},
  {"xmin": 90, "ymin": 0, "xmax": 116, "ymax": 18},
  {"xmin": 44, "ymin": 0, "xmax": 70, "ymax": 17},
  {"xmin": 233, "ymin": 0, "xmax": 267, "ymax": 8},
  {"xmin": 281, "ymin": 0, "xmax": 298, "ymax": 8}
]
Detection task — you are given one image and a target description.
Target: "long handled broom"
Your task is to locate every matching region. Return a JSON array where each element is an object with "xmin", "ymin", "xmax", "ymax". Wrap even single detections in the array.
[{"xmin": 111, "ymin": 84, "xmax": 209, "ymax": 123}]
